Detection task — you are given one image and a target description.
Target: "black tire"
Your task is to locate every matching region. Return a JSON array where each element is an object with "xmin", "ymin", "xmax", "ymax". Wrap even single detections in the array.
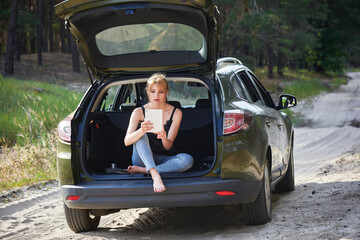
[
  {"xmin": 275, "ymin": 145, "xmax": 295, "ymax": 192},
  {"xmin": 242, "ymin": 160, "xmax": 272, "ymax": 225},
  {"xmin": 64, "ymin": 204, "xmax": 101, "ymax": 233}
]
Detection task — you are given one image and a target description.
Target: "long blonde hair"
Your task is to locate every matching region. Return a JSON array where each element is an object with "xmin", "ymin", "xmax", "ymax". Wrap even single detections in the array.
[{"xmin": 146, "ymin": 73, "xmax": 169, "ymax": 97}]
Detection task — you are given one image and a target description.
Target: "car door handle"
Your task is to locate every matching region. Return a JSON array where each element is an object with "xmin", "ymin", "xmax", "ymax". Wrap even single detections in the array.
[{"xmin": 277, "ymin": 124, "xmax": 282, "ymax": 128}]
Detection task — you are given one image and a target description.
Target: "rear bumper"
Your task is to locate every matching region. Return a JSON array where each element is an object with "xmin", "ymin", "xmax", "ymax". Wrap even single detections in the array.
[{"xmin": 61, "ymin": 177, "xmax": 261, "ymax": 209}]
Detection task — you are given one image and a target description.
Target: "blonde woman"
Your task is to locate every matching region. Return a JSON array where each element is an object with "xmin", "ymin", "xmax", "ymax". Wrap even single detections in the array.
[{"xmin": 124, "ymin": 73, "xmax": 193, "ymax": 193}]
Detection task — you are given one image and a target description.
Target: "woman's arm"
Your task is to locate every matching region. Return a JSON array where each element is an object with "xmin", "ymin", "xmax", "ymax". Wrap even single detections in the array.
[
  {"xmin": 124, "ymin": 108, "xmax": 153, "ymax": 146},
  {"xmin": 158, "ymin": 108, "xmax": 182, "ymax": 150}
]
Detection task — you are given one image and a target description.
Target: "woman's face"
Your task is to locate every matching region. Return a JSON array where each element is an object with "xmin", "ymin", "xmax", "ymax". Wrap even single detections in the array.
[{"xmin": 148, "ymin": 83, "xmax": 167, "ymax": 105}]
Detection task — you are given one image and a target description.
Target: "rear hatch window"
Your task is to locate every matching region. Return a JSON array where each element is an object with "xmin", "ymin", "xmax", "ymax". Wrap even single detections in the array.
[{"xmin": 96, "ymin": 23, "xmax": 205, "ymax": 56}]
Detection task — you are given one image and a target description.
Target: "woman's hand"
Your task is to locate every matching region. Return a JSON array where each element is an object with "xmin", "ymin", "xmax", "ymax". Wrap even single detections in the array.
[
  {"xmin": 155, "ymin": 130, "xmax": 167, "ymax": 140},
  {"xmin": 140, "ymin": 120, "xmax": 154, "ymax": 133}
]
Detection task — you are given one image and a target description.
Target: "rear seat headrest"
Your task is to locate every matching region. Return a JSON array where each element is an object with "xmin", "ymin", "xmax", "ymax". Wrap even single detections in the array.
[
  {"xmin": 195, "ymin": 99, "xmax": 211, "ymax": 107},
  {"xmin": 168, "ymin": 101, "xmax": 181, "ymax": 108},
  {"xmin": 120, "ymin": 103, "xmax": 141, "ymax": 111}
]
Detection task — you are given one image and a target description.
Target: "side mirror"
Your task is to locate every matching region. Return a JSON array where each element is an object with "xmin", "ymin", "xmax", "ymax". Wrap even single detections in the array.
[{"xmin": 278, "ymin": 94, "xmax": 297, "ymax": 109}]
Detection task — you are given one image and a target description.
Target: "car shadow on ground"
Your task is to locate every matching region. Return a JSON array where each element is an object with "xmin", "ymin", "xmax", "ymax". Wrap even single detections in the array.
[
  {"xmin": 92, "ymin": 205, "xmax": 246, "ymax": 239},
  {"xmin": 77, "ymin": 190, "xmax": 296, "ymax": 239}
]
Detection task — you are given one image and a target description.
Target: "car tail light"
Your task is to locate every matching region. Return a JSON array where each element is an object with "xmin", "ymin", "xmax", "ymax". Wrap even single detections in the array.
[
  {"xmin": 67, "ymin": 196, "xmax": 80, "ymax": 201},
  {"xmin": 57, "ymin": 116, "xmax": 72, "ymax": 143},
  {"xmin": 215, "ymin": 191, "xmax": 236, "ymax": 196},
  {"xmin": 224, "ymin": 110, "xmax": 245, "ymax": 135}
]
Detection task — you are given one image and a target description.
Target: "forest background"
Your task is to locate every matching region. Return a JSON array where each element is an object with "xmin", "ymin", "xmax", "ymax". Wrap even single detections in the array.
[
  {"xmin": 0, "ymin": 0, "xmax": 360, "ymax": 190},
  {"xmin": 2, "ymin": 0, "xmax": 360, "ymax": 77}
]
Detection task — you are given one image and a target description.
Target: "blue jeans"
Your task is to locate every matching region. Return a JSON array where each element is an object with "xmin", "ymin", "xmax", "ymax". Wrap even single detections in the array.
[{"xmin": 132, "ymin": 134, "xmax": 194, "ymax": 173}]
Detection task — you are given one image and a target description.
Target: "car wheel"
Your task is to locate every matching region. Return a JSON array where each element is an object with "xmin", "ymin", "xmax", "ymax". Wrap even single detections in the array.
[
  {"xmin": 242, "ymin": 160, "xmax": 271, "ymax": 225},
  {"xmin": 64, "ymin": 204, "xmax": 101, "ymax": 233},
  {"xmin": 275, "ymin": 144, "xmax": 295, "ymax": 192}
]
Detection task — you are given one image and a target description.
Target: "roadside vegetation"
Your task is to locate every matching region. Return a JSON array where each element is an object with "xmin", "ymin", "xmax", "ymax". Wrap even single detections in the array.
[{"xmin": 0, "ymin": 76, "xmax": 83, "ymax": 190}]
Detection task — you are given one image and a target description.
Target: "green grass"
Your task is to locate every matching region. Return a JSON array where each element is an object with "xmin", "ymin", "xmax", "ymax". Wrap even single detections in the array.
[
  {"xmin": 282, "ymin": 70, "xmax": 347, "ymax": 99},
  {"xmin": 329, "ymin": 76, "xmax": 348, "ymax": 89},
  {"xmin": 0, "ymin": 136, "xmax": 58, "ymax": 190},
  {"xmin": 253, "ymin": 68, "xmax": 348, "ymax": 99},
  {"xmin": 0, "ymin": 76, "xmax": 83, "ymax": 146},
  {"xmin": 282, "ymin": 77, "xmax": 325, "ymax": 99},
  {"xmin": 0, "ymin": 76, "xmax": 83, "ymax": 191}
]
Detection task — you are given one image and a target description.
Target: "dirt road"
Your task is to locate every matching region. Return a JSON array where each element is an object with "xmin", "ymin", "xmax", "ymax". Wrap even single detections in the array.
[{"xmin": 1, "ymin": 73, "xmax": 360, "ymax": 240}]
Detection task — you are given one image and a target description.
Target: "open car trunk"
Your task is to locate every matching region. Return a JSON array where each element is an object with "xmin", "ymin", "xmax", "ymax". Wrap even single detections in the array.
[
  {"xmin": 82, "ymin": 76, "xmax": 216, "ymax": 177},
  {"xmin": 55, "ymin": 0, "xmax": 219, "ymax": 80}
]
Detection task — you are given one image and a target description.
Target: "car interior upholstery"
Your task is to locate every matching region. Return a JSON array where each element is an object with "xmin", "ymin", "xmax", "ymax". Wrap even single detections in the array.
[{"xmin": 86, "ymin": 98, "xmax": 214, "ymax": 174}]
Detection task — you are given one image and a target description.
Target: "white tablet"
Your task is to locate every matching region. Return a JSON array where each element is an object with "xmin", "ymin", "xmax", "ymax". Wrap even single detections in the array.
[{"xmin": 145, "ymin": 109, "xmax": 163, "ymax": 132}]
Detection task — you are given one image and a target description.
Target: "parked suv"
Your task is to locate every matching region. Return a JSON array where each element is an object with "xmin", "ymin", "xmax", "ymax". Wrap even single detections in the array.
[{"xmin": 55, "ymin": 0, "xmax": 297, "ymax": 233}]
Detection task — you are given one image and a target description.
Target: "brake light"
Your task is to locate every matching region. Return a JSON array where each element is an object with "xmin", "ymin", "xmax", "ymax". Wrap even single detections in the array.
[
  {"xmin": 57, "ymin": 116, "xmax": 72, "ymax": 142},
  {"xmin": 224, "ymin": 110, "xmax": 245, "ymax": 135},
  {"xmin": 215, "ymin": 191, "xmax": 236, "ymax": 196},
  {"xmin": 67, "ymin": 196, "xmax": 80, "ymax": 201}
]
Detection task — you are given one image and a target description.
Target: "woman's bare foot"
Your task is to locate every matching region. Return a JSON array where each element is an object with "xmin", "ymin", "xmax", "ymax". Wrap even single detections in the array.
[
  {"xmin": 149, "ymin": 168, "xmax": 166, "ymax": 193},
  {"xmin": 127, "ymin": 165, "xmax": 148, "ymax": 174}
]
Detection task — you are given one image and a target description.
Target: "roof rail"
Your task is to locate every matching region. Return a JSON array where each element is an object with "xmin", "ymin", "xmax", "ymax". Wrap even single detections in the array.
[{"xmin": 217, "ymin": 57, "xmax": 243, "ymax": 69}]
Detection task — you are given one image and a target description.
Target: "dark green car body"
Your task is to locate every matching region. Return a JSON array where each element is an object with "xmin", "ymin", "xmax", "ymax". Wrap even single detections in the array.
[{"xmin": 55, "ymin": 0, "xmax": 296, "ymax": 233}]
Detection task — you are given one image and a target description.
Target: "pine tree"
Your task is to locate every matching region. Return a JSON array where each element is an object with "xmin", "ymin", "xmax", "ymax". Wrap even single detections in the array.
[{"xmin": 4, "ymin": 0, "xmax": 18, "ymax": 75}]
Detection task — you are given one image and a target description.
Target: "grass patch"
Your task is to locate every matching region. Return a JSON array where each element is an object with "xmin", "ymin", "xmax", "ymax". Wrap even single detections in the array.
[
  {"xmin": 282, "ymin": 77, "xmax": 325, "ymax": 99},
  {"xmin": 254, "ymin": 68, "xmax": 348, "ymax": 99},
  {"xmin": 329, "ymin": 76, "xmax": 348, "ymax": 89},
  {"xmin": 0, "ymin": 131, "xmax": 58, "ymax": 190},
  {"xmin": 0, "ymin": 76, "xmax": 83, "ymax": 146},
  {"xmin": 284, "ymin": 70, "xmax": 348, "ymax": 99},
  {"xmin": 0, "ymin": 76, "xmax": 83, "ymax": 191}
]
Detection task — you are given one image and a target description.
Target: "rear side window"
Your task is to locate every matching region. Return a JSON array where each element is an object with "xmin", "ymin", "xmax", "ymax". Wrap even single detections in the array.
[
  {"xmin": 236, "ymin": 71, "xmax": 262, "ymax": 103},
  {"xmin": 231, "ymin": 74, "xmax": 252, "ymax": 101},
  {"xmin": 127, "ymin": 86, "xmax": 137, "ymax": 103},
  {"xmin": 248, "ymin": 72, "xmax": 275, "ymax": 108},
  {"xmin": 99, "ymin": 85, "xmax": 120, "ymax": 111}
]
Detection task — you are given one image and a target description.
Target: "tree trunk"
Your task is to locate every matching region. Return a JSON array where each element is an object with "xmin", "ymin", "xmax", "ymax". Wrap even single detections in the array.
[
  {"xmin": 277, "ymin": 50, "xmax": 285, "ymax": 77},
  {"xmin": 266, "ymin": 42, "xmax": 275, "ymax": 79},
  {"xmin": 21, "ymin": 32, "xmax": 27, "ymax": 54},
  {"xmin": 29, "ymin": 0, "xmax": 36, "ymax": 54},
  {"xmin": 15, "ymin": 32, "xmax": 21, "ymax": 62},
  {"xmin": 30, "ymin": 37, "xmax": 36, "ymax": 53},
  {"xmin": 59, "ymin": 19, "xmax": 66, "ymax": 53},
  {"xmin": 48, "ymin": 0, "xmax": 54, "ymax": 52},
  {"xmin": 258, "ymin": 52, "xmax": 264, "ymax": 67},
  {"xmin": 36, "ymin": 0, "xmax": 44, "ymax": 65},
  {"xmin": 71, "ymin": 37, "xmax": 80, "ymax": 73},
  {"xmin": 42, "ymin": 0, "xmax": 48, "ymax": 52},
  {"xmin": 67, "ymin": 29, "xmax": 72, "ymax": 53},
  {"xmin": 4, "ymin": 0, "xmax": 19, "ymax": 75}
]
